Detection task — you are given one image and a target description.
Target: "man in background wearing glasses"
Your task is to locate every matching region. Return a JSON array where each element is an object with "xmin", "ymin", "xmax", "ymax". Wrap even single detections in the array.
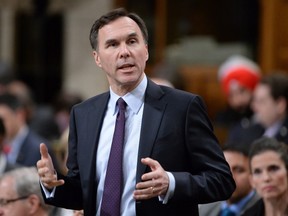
[{"xmin": 0, "ymin": 167, "xmax": 53, "ymax": 216}]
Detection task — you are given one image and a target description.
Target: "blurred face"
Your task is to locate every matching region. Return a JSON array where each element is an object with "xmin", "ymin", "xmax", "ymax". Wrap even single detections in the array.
[
  {"xmin": 0, "ymin": 105, "xmax": 21, "ymax": 141},
  {"xmin": 93, "ymin": 16, "xmax": 149, "ymax": 95},
  {"xmin": 251, "ymin": 84, "xmax": 283, "ymax": 127},
  {"xmin": 228, "ymin": 85, "xmax": 252, "ymax": 112},
  {"xmin": 250, "ymin": 151, "xmax": 288, "ymax": 200},
  {"xmin": 0, "ymin": 177, "xmax": 29, "ymax": 216},
  {"xmin": 224, "ymin": 151, "xmax": 252, "ymax": 203}
]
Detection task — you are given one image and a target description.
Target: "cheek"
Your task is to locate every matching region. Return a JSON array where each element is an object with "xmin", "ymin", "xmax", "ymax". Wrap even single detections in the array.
[
  {"xmin": 277, "ymin": 174, "xmax": 288, "ymax": 191},
  {"xmin": 235, "ymin": 174, "xmax": 250, "ymax": 186}
]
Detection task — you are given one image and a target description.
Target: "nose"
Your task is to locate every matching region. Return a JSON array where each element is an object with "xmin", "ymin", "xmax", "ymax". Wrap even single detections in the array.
[
  {"xmin": 119, "ymin": 44, "xmax": 130, "ymax": 58},
  {"xmin": 262, "ymin": 170, "xmax": 272, "ymax": 182}
]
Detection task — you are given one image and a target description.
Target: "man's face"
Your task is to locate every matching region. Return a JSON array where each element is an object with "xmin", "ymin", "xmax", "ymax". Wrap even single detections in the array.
[
  {"xmin": 0, "ymin": 105, "xmax": 20, "ymax": 141},
  {"xmin": 227, "ymin": 84, "xmax": 253, "ymax": 112},
  {"xmin": 251, "ymin": 84, "xmax": 283, "ymax": 127},
  {"xmin": 224, "ymin": 151, "xmax": 252, "ymax": 203},
  {"xmin": 0, "ymin": 176, "xmax": 29, "ymax": 216},
  {"xmin": 93, "ymin": 16, "xmax": 149, "ymax": 94}
]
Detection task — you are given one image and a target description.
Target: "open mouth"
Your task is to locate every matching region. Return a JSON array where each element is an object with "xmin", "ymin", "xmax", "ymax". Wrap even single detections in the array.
[{"xmin": 118, "ymin": 64, "xmax": 135, "ymax": 71}]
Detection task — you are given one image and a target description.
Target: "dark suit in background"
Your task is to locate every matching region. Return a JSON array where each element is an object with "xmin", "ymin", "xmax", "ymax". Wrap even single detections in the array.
[
  {"xmin": 199, "ymin": 191, "xmax": 260, "ymax": 216},
  {"xmin": 16, "ymin": 129, "xmax": 59, "ymax": 169}
]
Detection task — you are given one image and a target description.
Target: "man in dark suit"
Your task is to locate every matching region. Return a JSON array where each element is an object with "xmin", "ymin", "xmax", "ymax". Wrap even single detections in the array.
[
  {"xmin": 0, "ymin": 116, "xmax": 21, "ymax": 174},
  {"xmin": 37, "ymin": 8, "xmax": 235, "ymax": 216},
  {"xmin": 199, "ymin": 145, "xmax": 260, "ymax": 216},
  {"xmin": 0, "ymin": 93, "xmax": 59, "ymax": 169}
]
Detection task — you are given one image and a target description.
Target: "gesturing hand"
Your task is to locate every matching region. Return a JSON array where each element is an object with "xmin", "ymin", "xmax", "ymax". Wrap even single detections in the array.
[
  {"xmin": 133, "ymin": 157, "xmax": 169, "ymax": 200},
  {"xmin": 36, "ymin": 143, "xmax": 65, "ymax": 189}
]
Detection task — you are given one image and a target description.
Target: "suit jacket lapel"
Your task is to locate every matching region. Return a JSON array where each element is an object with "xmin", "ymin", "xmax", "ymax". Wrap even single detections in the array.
[
  {"xmin": 84, "ymin": 92, "xmax": 110, "ymax": 177},
  {"xmin": 79, "ymin": 92, "xmax": 109, "ymax": 216},
  {"xmin": 136, "ymin": 80, "xmax": 166, "ymax": 183}
]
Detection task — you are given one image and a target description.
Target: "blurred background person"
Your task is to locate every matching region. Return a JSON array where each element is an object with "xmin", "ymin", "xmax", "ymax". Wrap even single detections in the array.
[
  {"xmin": 0, "ymin": 166, "xmax": 54, "ymax": 216},
  {"xmin": 199, "ymin": 144, "xmax": 260, "ymax": 216},
  {"xmin": 251, "ymin": 72, "xmax": 288, "ymax": 143},
  {"xmin": 0, "ymin": 93, "xmax": 59, "ymax": 169},
  {"xmin": 0, "ymin": 117, "xmax": 21, "ymax": 175},
  {"xmin": 52, "ymin": 91, "xmax": 83, "ymax": 135},
  {"xmin": 216, "ymin": 55, "xmax": 261, "ymax": 129},
  {"xmin": 225, "ymin": 72, "xmax": 288, "ymax": 149},
  {"xmin": 243, "ymin": 136, "xmax": 288, "ymax": 216}
]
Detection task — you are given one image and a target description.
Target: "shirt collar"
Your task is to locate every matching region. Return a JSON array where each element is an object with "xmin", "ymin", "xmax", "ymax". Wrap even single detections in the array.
[
  {"xmin": 221, "ymin": 190, "xmax": 256, "ymax": 214},
  {"xmin": 109, "ymin": 74, "xmax": 147, "ymax": 115}
]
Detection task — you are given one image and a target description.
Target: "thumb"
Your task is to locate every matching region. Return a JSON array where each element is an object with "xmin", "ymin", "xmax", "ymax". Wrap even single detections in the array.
[
  {"xmin": 40, "ymin": 143, "xmax": 49, "ymax": 159},
  {"xmin": 141, "ymin": 157, "xmax": 158, "ymax": 171}
]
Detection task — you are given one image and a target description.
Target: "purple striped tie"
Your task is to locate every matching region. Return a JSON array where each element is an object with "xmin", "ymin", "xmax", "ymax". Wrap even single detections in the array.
[{"xmin": 100, "ymin": 98, "xmax": 126, "ymax": 216}]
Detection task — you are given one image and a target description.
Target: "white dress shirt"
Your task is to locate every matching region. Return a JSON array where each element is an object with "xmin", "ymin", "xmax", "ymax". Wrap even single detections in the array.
[{"xmin": 42, "ymin": 75, "xmax": 175, "ymax": 215}]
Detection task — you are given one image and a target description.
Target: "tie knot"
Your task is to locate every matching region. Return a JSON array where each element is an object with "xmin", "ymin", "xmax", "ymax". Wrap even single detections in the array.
[{"xmin": 117, "ymin": 98, "xmax": 126, "ymax": 111}]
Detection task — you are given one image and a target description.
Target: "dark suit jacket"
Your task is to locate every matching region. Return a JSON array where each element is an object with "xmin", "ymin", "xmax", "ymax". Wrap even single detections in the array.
[
  {"xmin": 275, "ymin": 116, "xmax": 288, "ymax": 144},
  {"xmin": 16, "ymin": 129, "xmax": 59, "ymax": 170},
  {"xmin": 242, "ymin": 199, "xmax": 264, "ymax": 216},
  {"xmin": 198, "ymin": 190, "xmax": 260, "ymax": 216},
  {"xmin": 225, "ymin": 116, "xmax": 288, "ymax": 149},
  {"xmin": 0, "ymin": 154, "xmax": 21, "ymax": 175},
  {"xmin": 43, "ymin": 80, "xmax": 235, "ymax": 216}
]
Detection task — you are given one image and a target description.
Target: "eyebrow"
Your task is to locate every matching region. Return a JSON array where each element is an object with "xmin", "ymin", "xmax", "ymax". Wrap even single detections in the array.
[{"xmin": 104, "ymin": 32, "xmax": 139, "ymax": 46}]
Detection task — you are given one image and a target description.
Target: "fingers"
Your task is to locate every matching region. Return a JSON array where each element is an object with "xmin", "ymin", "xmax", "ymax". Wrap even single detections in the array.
[
  {"xmin": 44, "ymin": 179, "xmax": 65, "ymax": 188},
  {"xmin": 133, "ymin": 157, "xmax": 169, "ymax": 200},
  {"xmin": 40, "ymin": 143, "xmax": 49, "ymax": 159},
  {"xmin": 37, "ymin": 143, "xmax": 64, "ymax": 189},
  {"xmin": 37, "ymin": 163, "xmax": 65, "ymax": 189},
  {"xmin": 141, "ymin": 157, "xmax": 159, "ymax": 171}
]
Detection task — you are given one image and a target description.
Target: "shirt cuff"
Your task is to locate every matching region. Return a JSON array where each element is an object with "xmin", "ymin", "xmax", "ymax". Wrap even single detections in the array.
[
  {"xmin": 159, "ymin": 171, "xmax": 175, "ymax": 204},
  {"xmin": 40, "ymin": 181, "xmax": 56, "ymax": 198}
]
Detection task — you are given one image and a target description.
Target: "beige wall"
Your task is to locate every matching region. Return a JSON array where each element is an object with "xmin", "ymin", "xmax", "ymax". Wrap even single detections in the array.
[
  {"xmin": 0, "ymin": 0, "xmax": 113, "ymax": 100},
  {"xmin": 0, "ymin": 8, "xmax": 15, "ymax": 66},
  {"xmin": 63, "ymin": 0, "xmax": 113, "ymax": 99}
]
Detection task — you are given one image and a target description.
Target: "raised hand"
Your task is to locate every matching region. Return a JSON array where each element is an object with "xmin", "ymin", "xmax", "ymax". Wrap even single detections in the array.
[
  {"xmin": 36, "ymin": 143, "xmax": 65, "ymax": 189},
  {"xmin": 133, "ymin": 157, "xmax": 169, "ymax": 200}
]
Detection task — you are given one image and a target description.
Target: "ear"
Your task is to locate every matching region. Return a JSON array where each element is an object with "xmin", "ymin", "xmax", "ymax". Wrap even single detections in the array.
[
  {"xmin": 276, "ymin": 97, "xmax": 287, "ymax": 114},
  {"xmin": 145, "ymin": 44, "xmax": 149, "ymax": 62},
  {"xmin": 93, "ymin": 51, "xmax": 102, "ymax": 68},
  {"xmin": 27, "ymin": 194, "xmax": 41, "ymax": 214}
]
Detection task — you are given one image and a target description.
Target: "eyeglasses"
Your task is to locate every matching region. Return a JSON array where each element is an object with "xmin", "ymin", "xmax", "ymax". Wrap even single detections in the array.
[{"xmin": 0, "ymin": 196, "xmax": 29, "ymax": 207}]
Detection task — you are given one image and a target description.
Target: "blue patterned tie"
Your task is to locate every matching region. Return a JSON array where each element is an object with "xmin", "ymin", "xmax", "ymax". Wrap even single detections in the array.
[{"xmin": 100, "ymin": 98, "xmax": 126, "ymax": 216}]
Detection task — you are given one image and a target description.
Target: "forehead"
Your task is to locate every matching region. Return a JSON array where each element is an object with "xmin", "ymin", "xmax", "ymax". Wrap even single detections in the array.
[
  {"xmin": 251, "ymin": 151, "xmax": 283, "ymax": 167},
  {"xmin": 0, "ymin": 177, "xmax": 16, "ymax": 196},
  {"xmin": 254, "ymin": 84, "xmax": 271, "ymax": 97},
  {"xmin": 224, "ymin": 151, "xmax": 248, "ymax": 165},
  {"xmin": 98, "ymin": 16, "xmax": 142, "ymax": 42}
]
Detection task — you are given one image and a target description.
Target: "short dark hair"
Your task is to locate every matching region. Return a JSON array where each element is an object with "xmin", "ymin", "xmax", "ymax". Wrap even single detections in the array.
[
  {"xmin": 260, "ymin": 73, "xmax": 288, "ymax": 102},
  {"xmin": 249, "ymin": 136, "xmax": 288, "ymax": 169},
  {"xmin": 89, "ymin": 7, "xmax": 148, "ymax": 50},
  {"xmin": 222, "ymin": 144, "xmax": 249, "ymax": 157},
  {"xmin": 0, "ymin": 93, "xmax": 23, "ymax": 111}
]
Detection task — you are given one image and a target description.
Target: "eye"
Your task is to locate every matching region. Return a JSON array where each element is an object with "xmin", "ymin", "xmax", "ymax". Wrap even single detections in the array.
[
  {"xmin": 128, "ymin": 38, "xmax": 137, "ymax": 45},
  {"xmin": 268, "ymin": 164, "xmax": 280, "ymax": 172},
  {"xmin": 233, "ymin": 167, "xmax": 245, "ymax": 174},
  {"xmin": 108, "ymin": 42, "xmax": 117, "ymax": 48},
  {"xmin": 105, "ymin": 40, "xmax": 118, "ymax": 48},
  {"xmin": 252, "ymin": 168, "xmax": 262, "ymax": 176}
]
